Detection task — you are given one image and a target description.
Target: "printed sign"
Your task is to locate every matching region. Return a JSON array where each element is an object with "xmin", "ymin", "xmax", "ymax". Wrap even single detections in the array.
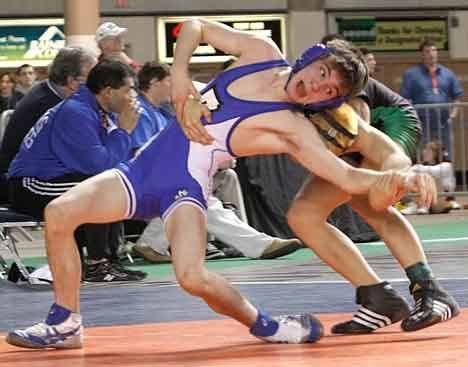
[
  {"xmin": 336, "ymin": 17, "xmax": 448, "ymax": 51},
  {"xmin": 0, "ymin": 19, "xmax": 65, "ymax": 67}
]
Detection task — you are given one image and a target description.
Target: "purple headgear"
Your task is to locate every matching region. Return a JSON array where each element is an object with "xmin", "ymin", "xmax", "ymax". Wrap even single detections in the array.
[{"xmin": 286, "ymin": 43, "xmax": 348, "ymax": 111}]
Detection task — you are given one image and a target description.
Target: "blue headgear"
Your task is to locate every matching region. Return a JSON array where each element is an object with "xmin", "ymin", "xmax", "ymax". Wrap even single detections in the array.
[{"xmin": 286, "ymin": 43, "xmax": 348, "ymax": 111}]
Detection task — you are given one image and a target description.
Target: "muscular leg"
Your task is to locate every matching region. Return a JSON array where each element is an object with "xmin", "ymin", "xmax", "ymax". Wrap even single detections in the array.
[
  {"xmin": 287, "ymin": 176, "xmax": 380, "ymax": 287},
  {"xmin": 6, "ymin": 170, "xmax": 130, "ymax": 349},
  {"xmin": 166, "ymin": 204, "xmax": 258, "ymax": 326},
  {"xmin": 350, "ymin": 197, "xmax": 426, "ymax": 268},
  {"xmin": 166, "ymin": 203, "xmax": 323, "ymax": 343},
  {"xmin": 288, "ymin": 175, "xmax": 410, "ymax": 334},
  {"xmin": 44, "ymin": 170, "xmax": 129, "ymax": 312}
]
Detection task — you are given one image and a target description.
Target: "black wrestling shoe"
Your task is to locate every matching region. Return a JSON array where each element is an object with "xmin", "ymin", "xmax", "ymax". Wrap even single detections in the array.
[
  {"xmin": 110, "ymin": 260, "xmax": 147, "ymax": 280},
  {"xmin": 332, "ymin": 281, "xmax": 411, "ymax": 334},
  {"xmin": 401, "ymin": 279, "xmax": 460, "ymax": 332},
  {"xmin": 83, "ymin": 260, "xmax": 143, "ymax": 282}
]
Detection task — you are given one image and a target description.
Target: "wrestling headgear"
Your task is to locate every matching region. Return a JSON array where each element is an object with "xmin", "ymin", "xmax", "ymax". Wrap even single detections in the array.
[{"xmin": 287, "ymin": 41, "xmax": 368, "ymax": 111}]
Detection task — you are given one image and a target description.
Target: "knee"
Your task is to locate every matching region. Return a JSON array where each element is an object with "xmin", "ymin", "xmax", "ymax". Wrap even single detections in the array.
[
  {"xmin": 175, "ymin": 265, "xmax": 210, "ymax": 297},
  {"xmin": 44, "ymin": 199, "xmax": 77, "ymax": 237},
  {"xmin": 287, "ymin": 199, "xmax": 325, "ymax": 230}
]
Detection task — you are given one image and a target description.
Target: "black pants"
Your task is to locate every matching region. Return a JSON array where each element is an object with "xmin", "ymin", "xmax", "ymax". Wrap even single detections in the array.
[
  {"xmin": 0, "ymin": 173, "xmax": 8, "ymax": 203},
  {"xmin": 8, "ymin": 175, "xmax": 123, "ymax": 261}
]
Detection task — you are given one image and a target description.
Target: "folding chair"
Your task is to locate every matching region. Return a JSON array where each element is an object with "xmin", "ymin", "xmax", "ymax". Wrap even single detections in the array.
[
  {"xmin": 0, "ymin": 109, "xmax": 14, "ymax": 142},
  {"xmin": 0, "ymin": 206, "xmax": 43, "ymax": 283}
]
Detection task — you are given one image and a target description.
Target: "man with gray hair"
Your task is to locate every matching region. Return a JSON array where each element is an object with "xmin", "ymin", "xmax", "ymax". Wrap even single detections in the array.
[{"xmin": 0, "ymin": 46, "xmax": 97, "ymax": 175}]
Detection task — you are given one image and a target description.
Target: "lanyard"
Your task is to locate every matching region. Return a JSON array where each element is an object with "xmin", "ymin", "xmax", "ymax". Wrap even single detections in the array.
[{"xmin": 429, "ymin": 67, "xmax": 439, "ymax": 94}]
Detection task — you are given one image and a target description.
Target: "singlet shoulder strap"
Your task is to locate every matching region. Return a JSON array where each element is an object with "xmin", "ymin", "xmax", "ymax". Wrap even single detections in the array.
[{"xmin": 219, "ymin": 59, "xmax": 289, "ymax": 85}]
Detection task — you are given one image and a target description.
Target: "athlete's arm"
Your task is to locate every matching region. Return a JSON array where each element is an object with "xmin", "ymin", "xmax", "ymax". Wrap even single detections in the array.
[
  {"xmin": 351, "ymin": 118, "xmax": 411, "ymax": 171},
  {"xmin": 232, "ymin": 110, "xmax": 397, "ymax": 198},
  {"xmin": 350, "ymin": 118, "xmax": 437, "ymax": 209},
  {"xmin": 171, "ymin": 18, "xmax": 280, "ymax": 141}
]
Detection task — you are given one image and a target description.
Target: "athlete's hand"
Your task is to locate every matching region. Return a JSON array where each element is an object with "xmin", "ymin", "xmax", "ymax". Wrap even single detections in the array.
[
  {"xmin": 368, "ymin": 171, "xmax": 408, "ymax": 212},
  {"xmin": 182, "ymin": 97, "xmax": 214, "ymax": 145},
  {"xmin": 171, "ymin": 69, "xmax": 214, "ymax": 145},
  {"xmin": 368, "ymin": 170, "xmax": 438, "ymax": 212},
  {"xmin": 170, "ymin": 68, "xmax": 199, "ymax": 121},
  {"xmin": 405, "ymin": 170, "xmax": 438, "ymax": 209},
  {"xmin": 118, "ymin": 98, "xmax": 141, "ymax": 133}
]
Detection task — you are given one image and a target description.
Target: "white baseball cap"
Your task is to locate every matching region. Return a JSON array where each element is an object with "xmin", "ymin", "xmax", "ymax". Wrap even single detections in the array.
[{"xmin": 95, "ymin": 22, "xmax": 127, "ymax": 42}]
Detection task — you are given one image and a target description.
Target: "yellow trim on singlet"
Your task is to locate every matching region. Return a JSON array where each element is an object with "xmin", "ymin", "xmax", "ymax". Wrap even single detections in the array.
[{"xmin": 308, "ymin": 103, "xmax": 359, "ymax": 156}]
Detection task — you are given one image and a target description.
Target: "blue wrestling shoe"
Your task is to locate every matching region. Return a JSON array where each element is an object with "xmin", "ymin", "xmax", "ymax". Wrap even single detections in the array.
[
  {"xmin": 6, "ymin": 304, "xmax": 83, "ymax": 349},
  {"xmin": 251, "ymin": 313, "xmax": 323, "ymax": 344}
]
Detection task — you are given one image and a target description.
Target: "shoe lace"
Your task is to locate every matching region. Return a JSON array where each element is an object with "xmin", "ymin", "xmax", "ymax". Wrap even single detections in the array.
[
  {"xmin": 276, "ymin": 315, "xmax": 301, "ymax": 327},
  {"xmin": 25, "ymin": 322, "xmax": 49, "ymax": 335}
]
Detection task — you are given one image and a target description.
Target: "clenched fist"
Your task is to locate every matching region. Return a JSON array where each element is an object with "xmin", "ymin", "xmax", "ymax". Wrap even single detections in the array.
[{"xmin": 369, "ymin": 169, "xmax": 437, "ymax": 212}]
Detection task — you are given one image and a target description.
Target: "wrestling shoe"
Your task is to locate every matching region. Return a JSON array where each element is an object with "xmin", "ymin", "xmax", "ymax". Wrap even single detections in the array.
[
  {"xmin": 6, "ymin": 307, "xmax": 83, "ymax": 349},
  {"xmin": 110, "ymin": 260, "xmax": 147, "ymax": 280},
  {"xmin": 259, "ymin": 239, "xmax": 303, "ymax": 259},
  {"xmin": 401, "ymin": 279, "xmax": 460, "ymax": 332},
  {"xmin": 83, "ymin": 259, "xmax": 142, "ymax": 282},
  {"xmin": 253, "ymin": 314, "xmax": 323, "ymax": 344},
  {"xmin": 332, "ymin": 281, "xmax": 410, "ymax": 334},
  {"xmin": 133, "ymin": 244, "xmax": 172, "ymax": 264},
  {"xmin": 205, "ymin": 242, "xmax": 227, "ymax": 260}
]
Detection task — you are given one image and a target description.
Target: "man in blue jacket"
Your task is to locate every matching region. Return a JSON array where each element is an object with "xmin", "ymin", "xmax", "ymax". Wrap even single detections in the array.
[{"xmin": 7, "ymin": 60, "xmax": 143, "ymax": 281}]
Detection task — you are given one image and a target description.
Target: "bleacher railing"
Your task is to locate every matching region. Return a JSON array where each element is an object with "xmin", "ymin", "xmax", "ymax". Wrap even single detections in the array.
[{"xmin": 414, "ymin": 102, "xmax": 468, "ymax": 194}]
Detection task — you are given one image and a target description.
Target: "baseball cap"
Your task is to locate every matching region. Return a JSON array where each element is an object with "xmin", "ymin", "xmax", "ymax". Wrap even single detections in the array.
[{"xmin": 95, "ymin": 22, "xmax": 127, "ymax": 42}]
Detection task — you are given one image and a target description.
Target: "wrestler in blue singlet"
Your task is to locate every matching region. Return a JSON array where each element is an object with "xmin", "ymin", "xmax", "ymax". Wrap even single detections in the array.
[{"xmin": 115, "ymin": 59, "xmax": 296, "ymax": 220}]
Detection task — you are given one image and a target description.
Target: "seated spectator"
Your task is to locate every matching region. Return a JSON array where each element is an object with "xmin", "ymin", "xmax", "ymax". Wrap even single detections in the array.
[
  {"xmin": 401, "ymin": 141, "xmax": 457, "ymax": 214},
  {"xmin": 130, "ymin": 61, "xmax": 172, "ymax": 151},
  {"xmin": 1, "ymin": 48, "xmax": 96, "ymax": 174},
  {"xmin": 96, "ymin": 22, "xmax": 141, "ymax": 71},
  {"xmin": 7, "ymin": 60, "xmax": 146, "ymax": 282},
  {"xmin": 213, "ymin": 160, "xmax": 248, "ymax": 223},
  {"xmin": 0, "ymin": 72, "xmax": 14, "ymax": 114},
  {"xmin": 0, "ymin": 47, "xmax": 96, "ymax": 203},
  {"xmin": 8, "ymin": 64, "xmax": 37, "ymax": 108}
]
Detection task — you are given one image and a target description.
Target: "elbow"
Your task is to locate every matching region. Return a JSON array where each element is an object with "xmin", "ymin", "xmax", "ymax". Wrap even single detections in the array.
[
  {"xmin": 185, "ymin": 18, "xmax": 204, "ymax": 40},
  {"xmin": 183, "ymin": 19, "xmax": 201, "ymax": 30},
  {"xmin": 384, "ymin": 152, "xmax": 411, "ymax": 170},
  {"xmin": 402, "ymin": 155, "xmax": 412, "ymax": 169},
  {"xmin": 390, "ymin": 153, "xmax": 412, "ymax": 171}
]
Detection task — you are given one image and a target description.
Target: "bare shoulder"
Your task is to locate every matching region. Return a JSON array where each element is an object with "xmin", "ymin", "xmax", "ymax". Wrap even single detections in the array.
[
  {"xmin": 243, "ymin": 109, "xmax": 310, "ymax": 133},
  {"xmin": 236, "ymin": 37, "xmax": 284, "ymax": 65}
]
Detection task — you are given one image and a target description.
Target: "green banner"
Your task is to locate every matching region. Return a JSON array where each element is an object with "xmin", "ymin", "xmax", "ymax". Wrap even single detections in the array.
[
  {"xmin": 0, "ymin": 19, "xmax": 65, "ymax": 67},
  {"xmin": 337, "ymin": 17, "xmax": 448, "ymax": 52}
]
